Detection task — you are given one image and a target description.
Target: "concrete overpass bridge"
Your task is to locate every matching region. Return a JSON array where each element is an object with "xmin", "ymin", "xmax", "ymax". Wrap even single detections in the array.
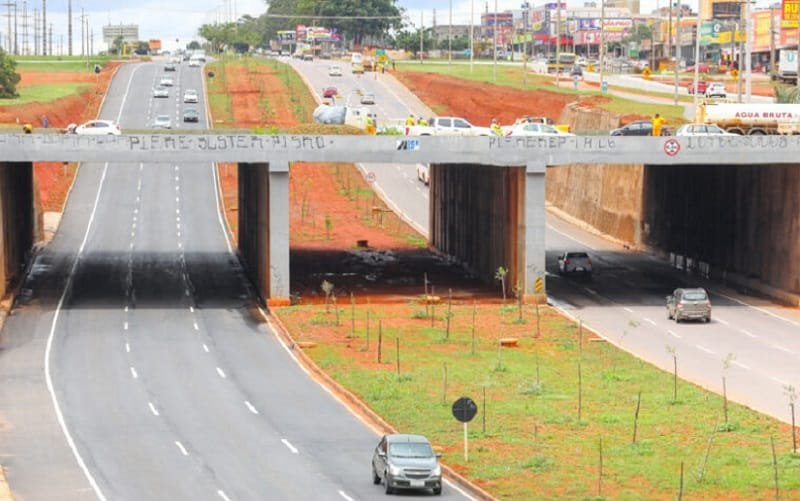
[{"xmin": 2, "ymin": 132, "xmax": 798, "ymax": 302}]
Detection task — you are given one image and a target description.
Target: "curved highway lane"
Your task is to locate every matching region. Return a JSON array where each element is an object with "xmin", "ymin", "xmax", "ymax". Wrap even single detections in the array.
[{"xmin": 0, "ymin": 60, "xmax": 469, "ymax": 500}]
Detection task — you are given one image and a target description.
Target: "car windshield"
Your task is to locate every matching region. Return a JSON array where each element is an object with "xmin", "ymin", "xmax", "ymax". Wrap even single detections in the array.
[
  {"xmin": 683, "ymin": 291, "xmax": 708, "ymax": 301},
  {"xmin": 566, "ymin": 252, "xmax": 589, "ymax": 258},
  {"xmin": 389, "ymin": 442, "xmax": 434, "ymax": 458}
]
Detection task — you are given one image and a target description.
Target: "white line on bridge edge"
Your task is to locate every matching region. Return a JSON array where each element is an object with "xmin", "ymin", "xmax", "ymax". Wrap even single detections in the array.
[
  {"xmin": 281, "ymin": 438, "xmax": 299, "ymax": 454},
  {"xmin": 772, "ymin": 376, "xmax": 790, "ymax": 386},
  {"xmin": 130, "ymin": 367, "xmax": 138, "ymax": 379},
  {"xmin": 643, "ymin": 318, "xmax": 657, "ymax": 326},
  {"xmin": 667, "ymin": 330, "xmax": 681, "ymax": 339},
  {"xmin": 216, "ymin": 367, "xmax": 226, "ymax": 379},
  {"xmin": 149, "ymin": 402, "xmax": 160, "ymax": 417},
  {"xmin": 217, "ymin": 490, "xmax": 232, "ymax": 501},
  {"xmin": 125, "ymin": 343, "xmax": 130, "ymax": 353},
  {"xmin": 338, "ymin": 490, "xmax": 355, "ymax": 501},
  {"xmin": 174, "ymin": 441, "xmax": 189, "ymax": 456},
  {"xmin": 193, "ymin": 322, "xmax": 199, "ymax": 331},
  {"xmin": 124, "ymin": 321, "xmax": 128, "ymax": 331},
  {"xmin": 203, "ymin": 344, "xmax": 210, "ymax": 353},
  {"xmin": 696, "ymin": 344, "xmax": 716, "ymax": 355},
  {"xmin": 732, "ymin": 360, "xmax": 751, "ymax": 371},
  {"xmin": 244, "ymin": 401, "xmax": 259, "ymax": 415}
]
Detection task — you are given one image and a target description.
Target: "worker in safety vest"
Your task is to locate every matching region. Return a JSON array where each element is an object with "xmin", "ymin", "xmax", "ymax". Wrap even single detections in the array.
[
  {"xmin": 652, "ymin": 113, "xmax": 666, "ymax": 137},
  {"xmin": 417, "ymin": 117, "xmax": 428, "ymax": 126},
  {"xmin": 365, "ymin": 115, "xmax": 376, "ymax": 135},
  {"xmin": 405, "ymin": 114, "xmax": 416, "ymax": 126},
  {"xmin": 490, "ymin": 118, "xmax": 503, "ymax": 136}
]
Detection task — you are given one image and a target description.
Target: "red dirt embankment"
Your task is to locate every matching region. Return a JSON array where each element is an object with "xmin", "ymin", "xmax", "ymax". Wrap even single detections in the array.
[{"xmin": 0, "ymin": 63, "xmax": 120, "ymax": 226}]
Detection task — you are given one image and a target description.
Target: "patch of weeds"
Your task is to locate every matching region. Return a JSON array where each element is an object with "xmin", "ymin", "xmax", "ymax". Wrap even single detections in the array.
[
  {"xmin": 518, "ymin": 381, "xmax": 544, "ymax": 395},
  {"xmin": 308, "ymin": 314, "xmax": 332, "ymax": 326},
  {"xmin": 601, "ymin": 370, "xmax": 631, "ymax": 382},
  {"xmin": 493, "ymin": 361, "xmax": 509, "ymax": 373},
  {"xmin": 777, "ymin": 452, "xmax": 800, "ymax": 467},
  {"xmin": 523, "ymin": 454, "xmax": 554, "ymax": 472},
  {"xmin": 404, "ymin": 234, "xmax": 428, "ymax": 248},
  {"xmin": 411, "ymin": 310, "xmax": 428, "ymax": 319},
  {"xmin": 557, "ymin": 338, "xmax": 576, "ymax": 351},
  {"xmin": 628, "ymin": 440, "xmax": 655, "ymax": 457},
  {"xmin": 598, "ymin": 414, "xmax": 621, "ymax": 425},
  {"xmin": 509, "ymin": 317, "xmax": 528, "ymax": 325},
  {"xmin": 396, "ymin": 373, "xmax": 414, "ymax": 383},
  {"xmin": 499, "ymin": 305, "xmax": 516, "ymax": 315},
  {"xmin": 717, "ymin": 422, "xmax": 740, "ymax": 433}
]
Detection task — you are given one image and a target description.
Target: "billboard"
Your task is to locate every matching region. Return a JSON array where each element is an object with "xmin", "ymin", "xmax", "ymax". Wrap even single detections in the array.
[
  {"xmin": 783, "ymin": 0, "xmax": 798, "ymax": 28},
  {"xmin": 712, "ymin": 2, "xmax": 742, "ymax": 19}
]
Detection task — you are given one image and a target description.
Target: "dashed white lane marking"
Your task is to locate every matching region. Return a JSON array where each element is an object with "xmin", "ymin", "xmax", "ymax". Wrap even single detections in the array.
[
  {"xmin": 584, "ymin": 287, "xmax": 599, "ymax": 296},
  {"xmin": 339, "ymin": 491, "xmax": 355, "ymax": 501},
  {"xmin": 189, "ymin": 306, "xmax": 194, "ymax": 313},
  {"xmin": 129, "ymin": 242, "xmax": 134, "ymax": 250},
  {"xmin": 773, "ymin": 344, "xmax": 796, "ymax": 355},
  {"xmin": 216, "ymin": 367, "xmax": 226, "ymax": 379},
  {"xmin": 643, "ymin": 318, "xmax": 657, "ymax": 326},
  {"xmin": 176, "ymin": 208, "xmax": 180, "ymax": 215},
  {"xmin": 177, "ymin": 231, "xmax": 181, "ymax": 238},
  {"xmin": 193, "ymin": 322, "xmax": 199, "ymax": 331},
  {"xmin": 124, "ymin": 306, "xmax": 129, "ymax": 312},
  {"xmin": 130, "ymin": 231, "xmax": 135, "ymax": 238},
  {"xmin": 178, "ymin": 242, "xmax": 183, "ymax": 249},
  {"xmin": 185, "ymin": 289, "xmax": 191, "ymax": 296},
  {"xmin": 667, "ymin": 330, "xmax": 681, "ymax": 339},
  {"xmin": 732, "ymin": 360, "xmax": 751, "ymax": 371},
  {"xmin": 136, "ymin": 196, "xmax": 140, "ymax": 203},
  {"xmin": 716, "ymin": 317, "xmax": 730, "ymax": 326},
  {"xmin": 217, "ymin": 490, "xmax": 232, "ymax": 501},
  {"xmin": 741, "ymin": 329, "xmax": 757, "ymax": 338},
  {"xmin": 130, "ymin": 367, "xmax": 138, "ymax": 379},
  {"xmin": 623, "ymin": 307, "xmax": 634, "ymax": 313},
  {"xmin": 175, "ymin": 441, "xmax": 189, "ymax": 456},
  {"xmin": 772, "ymin": 376, "xmax": 790, "ymax": 386},
  {"xmin": 134, "ymin": 208, "xmax": 138, "ymax": 215},
  {"xmin": 203, "ymin": 344, "xmax": 210, "ymax": 353},
  {"xmin": 124, "ymin": 322, "xmax": 129, "ymax": 331},
  {"xmin": 696, "ymin": 344, "xmax": 716, "ymax": 355},
  {"xmin": 125, "ymin": 343, "xmax": 130, "ymax": 353},
  {"xmin": 175, "ymin": 197, "xmax": 180, "ymax": 203},
  {"xmin": 148, "ymin": 403, "xmax": 160, "ymax": 416},
  {"xmin": 281, "ymin": 438, "xmax": 299, "ymax": 454},
  {"xmin": 244, "ymin": 401, "xmax": 259, "ymax": 414}
]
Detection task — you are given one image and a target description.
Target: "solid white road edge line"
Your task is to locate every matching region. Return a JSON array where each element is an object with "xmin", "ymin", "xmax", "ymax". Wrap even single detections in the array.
[
  {"xmin": 216, "ymin": 367, "xmax": 226, "ymax": 379},
  {"xmin": 203, "ymin": 344, "xmax": 210, "ymax": 353},
  {"xmin": 130, "ymin": 367, "xmax": 138, "ymax": 379},
  {"xmin": 244, "ymin": 401, "xmax": 259, "ymax": 414},
  {"xmin": 667, "ymin": 330, "xmax": 681, "ymax": 339},
  {"xmin": 281, "ymin": 438, "xmax": 299, "ymax": 454},
  {"xmin": 149, "ymin": 402, "xmax": 160, "ymax": 416},
  {"xmin": 338, "ymin": 490, "xmax": 355, "ymax": 501},
  {"xmin": 43, "ymin": 163, "xmax": 110, "ymax": 501},
  {"xmin": 217, "ymin": 490, "xmax": 232, "ymax": 501}
]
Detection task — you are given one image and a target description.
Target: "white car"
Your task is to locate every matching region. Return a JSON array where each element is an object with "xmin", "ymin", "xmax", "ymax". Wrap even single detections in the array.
[
  {"xmin": 675, "ymin": 124, "xmax": 738, "ymax": 136},
  {"xmin": 328, "ymin": 65, "xmax": 342, "ymax": 76},
  {"xmin": 159, "ymin": 76, "xmax": 174, "ymax": 87},
  {"xmin": 704, "ymin": 82, "xmax": 727, "ymax": 98},
  {"xmin": 360, "ymin": 92, "xmax": 376, "ymax": 105},
  {"xmin": 153, "ymin": 86, "xmax": 169, "ymax": 98},
  {"xmin": 183, "ymin": 89, "xmax": 199, "ymax": 103},
  {"xmin": 504, "ymin": 122, "xmax": 574, "ymax": 136},
  {"xmin": 188, "ymin": 58, "xmax": 201, "ymax": 67},
  {"xmin": 152, "ymin": 114, "xmax": 172, "ymax": 129},
  {"xmin": 416, "ymin": 164, "xmax": 429, "ymax": 185},
  {"xmin": 557, "ymin": 251, "xmax": 593, "ymax": 276},
  {"xmin": 72, "ymin": 120, "xmax": 121, "ymax": 136}
]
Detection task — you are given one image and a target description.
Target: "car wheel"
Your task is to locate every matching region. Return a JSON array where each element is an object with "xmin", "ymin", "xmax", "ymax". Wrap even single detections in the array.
[
  {"xmin": 384, "ymin": 472, "xmax": 393, "ymax": 494},
  {"xmin": 667, "ymin": 309, "xmax": 672, "ymax": 320},
  {"xmin": 705, "ymin": 316, "xmax": 711, "ymax": 323},
  {"xmin": 372, "ymin": 466, "xmax": 381, "ymax": 485},
  {"xmin": 433, "ymin": 486, "xmax": 442, "ymax": 495},
  {"xmin": 675, "ymin": 315, "xmax": 681, "ymax": 323}
]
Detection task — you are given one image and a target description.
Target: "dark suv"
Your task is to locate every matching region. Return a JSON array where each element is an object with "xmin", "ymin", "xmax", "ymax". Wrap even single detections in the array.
[{"xmin": 610, "ymin": 120, "xmax": 671, "ymax": 136}]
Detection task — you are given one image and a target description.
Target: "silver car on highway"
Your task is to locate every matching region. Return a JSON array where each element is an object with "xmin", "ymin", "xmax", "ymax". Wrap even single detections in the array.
[
  {"xmin": 666, "ymin": 287, "xmax": 711, "ymax": 323},
  {"xmin": 372, "ymin": 434, "xmax": 442, "ymax": 495}
]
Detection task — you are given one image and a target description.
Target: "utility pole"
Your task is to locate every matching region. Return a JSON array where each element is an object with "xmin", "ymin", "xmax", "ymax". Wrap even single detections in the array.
[
  {"xmin": 599, "ymin": 0, "xmax": 606, "ymax": 91},
  {"xmin": 745, "ymin": 0, "xmax": 751, "ymax": 100},
  {"xmin": 555, "ymin": 0, "xmax": 561, "ymax": 87},
  {"xmin": 667, "ymin": 0, "xmax": 672, "ymax": 65},
  {"xmin": 47, "ymin": 21, "xmax": 50, "ymax": 54},
  {"xmin": 419, "ymin": 9, "xmax": 423, "ymax": 64},
  {"xmin": 493, "ymin": 0, "xmax": 497, "ymax": 82},
  {"xmin": 692, "ymin": 17, "xmax": 701, "ymax": 114},
  {"xmin": 448, "ymin": 0, "xmax": 452, "ymax": 65},
  {"xmin": 13, "ymin": 1, "xmax": 18, "ymax": 55},
  {"xmin": 40, "ymin": 0, "xmax": 44, "ymax": 55},
  {"xmin": 796, "ymin": 2, "xmax": 800, "ymax": 89},
  {"xmin": 33, "ymin": 7, "xmax": 37, "ymax": 54},
  {"xmin": 673, "ymin": 2, "xmax": 681, "ymax": 105},
  {"xmin": 769, "ymin": 7, "xmax": 776, "ymax": 80},
  {"xmin": 80, "ymin": 8, "xmax": 84, "ymax": 56},
  {"xmin": 20, "ymin": 0, "xmax": 26, "ymax": 54},
  {"xmin": 67, "ymin": 0, "xmax": 71, "ymax": 55},
  {"xmin": 469, "ymin": 0, "xmax": 474, "ymax": 72},
  {"xmin": 2, "ymin": 2, "xmax": 12, "ymax": 53}
]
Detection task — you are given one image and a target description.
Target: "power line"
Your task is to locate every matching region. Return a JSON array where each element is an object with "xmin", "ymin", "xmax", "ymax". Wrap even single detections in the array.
[{"xmin": 263, "ymin": 14, "xmax": 402, "ymax": 20}]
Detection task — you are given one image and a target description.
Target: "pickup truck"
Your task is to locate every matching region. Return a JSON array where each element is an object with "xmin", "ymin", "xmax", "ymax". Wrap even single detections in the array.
[{"xmin": 406, "ymin": 117, "xmax": 493, "ymax": 136}]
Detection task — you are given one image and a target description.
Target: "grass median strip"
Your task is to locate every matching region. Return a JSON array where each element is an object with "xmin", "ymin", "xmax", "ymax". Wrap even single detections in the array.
[{"xmin": 275, "ymin": 301, "xmax": 800, "ymax": 499}]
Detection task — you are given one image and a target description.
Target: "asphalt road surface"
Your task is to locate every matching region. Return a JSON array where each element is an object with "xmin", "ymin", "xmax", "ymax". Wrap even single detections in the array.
[
  {"xmin": 0, "ymin": 60, "xmax": 469, "ymax": 500},
  {"xmin": 289, "ymin": 56, "xmax": 800, "ymax": 426}
]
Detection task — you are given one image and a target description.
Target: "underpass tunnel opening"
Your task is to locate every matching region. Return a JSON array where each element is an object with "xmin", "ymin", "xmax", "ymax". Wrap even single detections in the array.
[
  {"xmin": 232, "ymin": 160, "xmax": 526, "ymax": 305},
  {"xmin": 642, "ymin": 163, "xmax": 800, "ymax": 296}
]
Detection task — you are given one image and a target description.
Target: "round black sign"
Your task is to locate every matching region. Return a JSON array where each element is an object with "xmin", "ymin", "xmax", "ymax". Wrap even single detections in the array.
[{"xmin": 452, "ymin": 396, "xmax": 477, "ymax": 423}]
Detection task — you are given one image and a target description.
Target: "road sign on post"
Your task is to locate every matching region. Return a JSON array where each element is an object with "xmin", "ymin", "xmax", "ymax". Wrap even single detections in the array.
[{"xmin": 452, "ymin": 396, "xmax": 477, "ymax": 462}]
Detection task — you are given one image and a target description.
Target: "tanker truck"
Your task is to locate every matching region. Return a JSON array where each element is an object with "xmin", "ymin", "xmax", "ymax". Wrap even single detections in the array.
[{"xmin": 699, "ymin": 102, "xmax": 800, "ymax": 135}]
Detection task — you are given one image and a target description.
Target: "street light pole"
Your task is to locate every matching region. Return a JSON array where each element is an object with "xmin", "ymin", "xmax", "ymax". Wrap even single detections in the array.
[
  {"xmin": 493, "ymin": 0, "xmax": 498, "ymax": 83},
  {"xmin": 470, "ymin": 0, "xmax": 474, "ymax": 72},
  {"xmin": 419, "ymin": 10, "xmax": 423, "ymax": 64},
  {"xmin": 673, "ymin": 1, "xmax": 680, "ymax": 105},
  {"xmin": 448, "ymin": 0, "xmax": 452, "ymax": 65},
  {"xmin": 693, "ymin": 18, "xmax": 701, "ymax": 115},
  {"xmin": 599, "ymin": 0, "xmax": 605, "ymax": 90},
  {"xmin": 556, "ymin": 0, "xmax": 561, "ymax": 87},
  {"xmin": 745, "ymin": 0, "xmax": 752, "ymax": 101}
]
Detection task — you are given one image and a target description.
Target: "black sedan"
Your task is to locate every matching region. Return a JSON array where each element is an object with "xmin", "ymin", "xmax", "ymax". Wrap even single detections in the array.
[
  {"xmin": 609, "ymin": 120, "xmax": 672, "ymax": 136},
  {"xmin": 182, "ymin": 108, "xmax": 200, "ymax": 123}
]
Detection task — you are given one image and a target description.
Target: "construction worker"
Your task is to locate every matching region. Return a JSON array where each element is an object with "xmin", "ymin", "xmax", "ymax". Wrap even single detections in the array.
[
  {"xmin": 22, "ymin": 123, "xmax": 32, "ymax": 134},
  {"xmin": 490, "ymin": 118, "xmax": 503, "ymax": 136},
  {"xmin": 405, "ymin": 114, "xmax": 416, "ymax": 126},
  {"xmin": 365, "ymin": 115, "xmax": 376, "ymax": 135},
  {"xmin": 417, "ymin": 117, "xmax": 428, "ymax": 126},
  {"xmin": 652, "ymin": 113, "xmax": 666, "ymax": 137}
]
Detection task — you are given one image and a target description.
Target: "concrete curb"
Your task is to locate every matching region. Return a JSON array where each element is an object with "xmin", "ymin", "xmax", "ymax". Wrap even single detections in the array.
[{"xmin": 262, "ymin": 307, "xmax": 497, "ymax": 501}]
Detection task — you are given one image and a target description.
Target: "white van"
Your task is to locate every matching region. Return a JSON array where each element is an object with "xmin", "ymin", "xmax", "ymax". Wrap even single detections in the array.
[{"xmin": 351, "ymin": 53, "xmax": 363, "ymax": 65}]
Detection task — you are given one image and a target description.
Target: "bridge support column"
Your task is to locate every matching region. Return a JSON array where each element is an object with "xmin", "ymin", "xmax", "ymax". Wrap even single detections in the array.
[
  {"xmin": 524, "ymin": 163, "xmax": 547, "ymax": 301},
  {"xmin": 237, "ymin": 161, "xmax": 290, "ymax": 306},
  {"xmin": 0, "ymin": 162, "xmax": 34, "ymax": 297}
]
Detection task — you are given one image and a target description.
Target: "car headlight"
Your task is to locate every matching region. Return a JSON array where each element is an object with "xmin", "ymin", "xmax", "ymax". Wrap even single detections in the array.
[
  {"xmin": 432, "ymin": 464, "xmax": 441, "ymax": 477},
  {"xmin": 389, "ymin": 465, "xmax": 403, "ymax": 476}
]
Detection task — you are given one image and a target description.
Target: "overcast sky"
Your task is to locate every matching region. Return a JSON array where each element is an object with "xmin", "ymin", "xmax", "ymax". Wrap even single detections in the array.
[{"xmin": 21, "ymin": 0, "xmax": 775, "ymax": 54}]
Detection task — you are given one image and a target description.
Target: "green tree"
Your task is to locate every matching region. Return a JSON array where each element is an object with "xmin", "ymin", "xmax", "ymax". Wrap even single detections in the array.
[
  {"xmin": 0, "ymin": 49, "xmax": 19, "ymax": 98},
  {"xmin": 187, "ymin": 41, "xmax": 202, "ymax": 50},
  {"xmin": 111, "ymin": 35, "xmax": 124, "ymax": 55}
]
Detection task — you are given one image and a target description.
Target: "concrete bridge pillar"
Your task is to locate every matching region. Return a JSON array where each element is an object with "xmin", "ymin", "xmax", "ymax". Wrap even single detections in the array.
[
  {"xmin": 524, "ymin": 163, "xmax": 547, "ymax": 300},
  {"xmin": 237, "ymin": 161, "xmax": 290, "ymax": 306},
  {"xmin": 0, "ymin": 162, "xmax": 34, "ymax": 297}
]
